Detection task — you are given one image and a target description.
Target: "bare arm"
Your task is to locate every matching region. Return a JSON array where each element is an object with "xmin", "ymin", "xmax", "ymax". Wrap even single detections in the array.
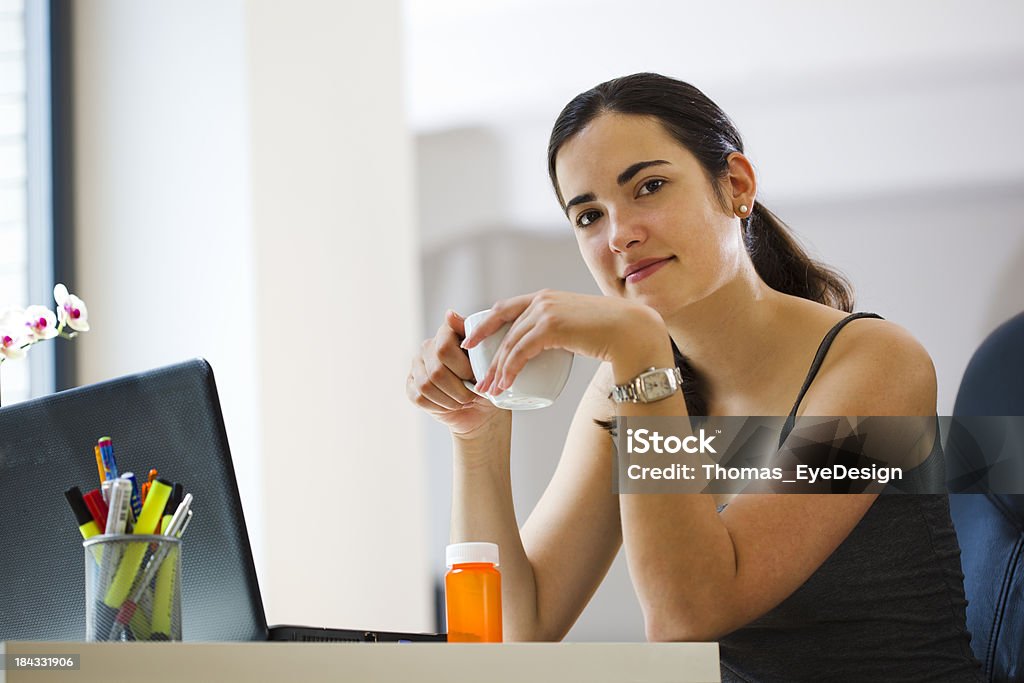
[{"xmin": 617, "ymin": 319, "xmax": 938, "ymax": 641}]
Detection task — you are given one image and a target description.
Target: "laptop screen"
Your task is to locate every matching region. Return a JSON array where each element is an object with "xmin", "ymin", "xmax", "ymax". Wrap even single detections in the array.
[{"xmin": 0, "ymin": 359, "xmax": 267, "ymax": 641}]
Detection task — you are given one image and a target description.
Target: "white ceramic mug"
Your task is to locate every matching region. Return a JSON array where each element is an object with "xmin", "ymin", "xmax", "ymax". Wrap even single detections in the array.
[{"xmin": 463, "ymin": 309, "xmax": 573, "ymax": 410}]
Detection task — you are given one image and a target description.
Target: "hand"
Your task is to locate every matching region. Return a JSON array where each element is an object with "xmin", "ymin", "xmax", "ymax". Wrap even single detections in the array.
[
  {"xmin": 461, "ymin": 290, "xmax": 669, "ymax": 394},
  {"xmin": 407, "ymin": 309, "xmax": 505, "ymax": 435}
]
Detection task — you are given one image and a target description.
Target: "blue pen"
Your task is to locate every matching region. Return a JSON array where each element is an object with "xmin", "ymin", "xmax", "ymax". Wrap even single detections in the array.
[
  {"xmin": 98, "ymin": 436, "xmax": 119, "ymax": 480},
  {"xmin": 123, "ymin": 472, "xmax": 143, "ymax": 519}
]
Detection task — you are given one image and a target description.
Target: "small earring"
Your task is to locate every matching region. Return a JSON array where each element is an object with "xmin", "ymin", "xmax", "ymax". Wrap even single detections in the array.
[{"xmin": 738, "ymin": 204, "xmax": 749, "ymax": 216}]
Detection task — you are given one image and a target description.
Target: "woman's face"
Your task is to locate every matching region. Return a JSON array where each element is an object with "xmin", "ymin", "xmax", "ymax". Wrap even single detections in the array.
[{"xmin": 554, "ymin": 113, "xmax": 750, "ymax": 316}]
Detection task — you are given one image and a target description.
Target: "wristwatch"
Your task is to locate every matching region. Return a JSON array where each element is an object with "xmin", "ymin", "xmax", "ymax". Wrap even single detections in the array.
[{"xmin": 609, "ymin": 366, "xmax": 684, "ymax": 404}]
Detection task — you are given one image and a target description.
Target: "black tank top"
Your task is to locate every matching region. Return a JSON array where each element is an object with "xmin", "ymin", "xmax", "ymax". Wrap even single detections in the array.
[{"xmin": 718, "ymin": 313, "xmax": 984, "ymax": 682}]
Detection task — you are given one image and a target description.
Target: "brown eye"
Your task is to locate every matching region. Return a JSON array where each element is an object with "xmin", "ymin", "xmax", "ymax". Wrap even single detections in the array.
[
  {"xmin": 637, "ymin": 179, "xmax": 665, "ymax": 196},
  {"xmin": 576, "ymin": 209, "xmax": 602, "ymax": 228}
]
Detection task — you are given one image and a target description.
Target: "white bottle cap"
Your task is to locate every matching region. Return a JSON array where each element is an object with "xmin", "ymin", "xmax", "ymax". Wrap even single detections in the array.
[{"xmin": 446, "ymin": 542, "xmax": 499, "ymax": 568}]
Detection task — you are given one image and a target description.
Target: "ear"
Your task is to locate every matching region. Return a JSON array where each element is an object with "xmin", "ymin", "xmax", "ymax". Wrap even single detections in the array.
[{"xmin": 726, "ymin": 152, "xmax": 756, "ymax": 217}]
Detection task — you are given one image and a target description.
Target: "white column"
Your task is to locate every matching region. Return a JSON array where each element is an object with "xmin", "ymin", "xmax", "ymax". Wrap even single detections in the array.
[
  {"xmin": 247, "ymin": 0, "xmax": 431, "ymax": 630},
  {"xmin": 73, "ymin": 0, "xmax": 431, "ymax": 632}
]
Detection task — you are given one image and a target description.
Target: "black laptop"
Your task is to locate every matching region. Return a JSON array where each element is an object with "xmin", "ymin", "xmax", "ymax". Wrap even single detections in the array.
[{"xmin": 0, "ymin": 359, "xmax": 443, "ymax": 642}]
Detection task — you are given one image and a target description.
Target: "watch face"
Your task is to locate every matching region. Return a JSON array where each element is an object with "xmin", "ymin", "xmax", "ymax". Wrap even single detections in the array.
[{"xmin": 640, "ymin": 372, "xmax": 673, "ymax": 400}]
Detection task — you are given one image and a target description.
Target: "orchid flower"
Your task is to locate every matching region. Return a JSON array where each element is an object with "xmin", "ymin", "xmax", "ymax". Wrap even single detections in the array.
[
  {"xmin": 24, "ymin": 305, "xmax": 59, "ymax": 342},
  {"xmin": 0, "ymin": 309, "xmax": 29, "ymax": 361},
  {"xmin": 54, "ymin": 283, "xmax": 90, "ymax": 333}
]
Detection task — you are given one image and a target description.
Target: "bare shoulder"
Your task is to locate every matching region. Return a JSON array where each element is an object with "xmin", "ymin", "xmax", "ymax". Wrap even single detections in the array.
[{"xmin": 801, "ymin": 316, "xmax": 937, "ymax": 416}]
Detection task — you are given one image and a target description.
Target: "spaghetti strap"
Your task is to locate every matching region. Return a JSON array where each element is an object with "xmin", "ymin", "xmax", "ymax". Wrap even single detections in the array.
[{"xmin": 779, "ymin": 312, "xmax": 884, "ymax": 446}]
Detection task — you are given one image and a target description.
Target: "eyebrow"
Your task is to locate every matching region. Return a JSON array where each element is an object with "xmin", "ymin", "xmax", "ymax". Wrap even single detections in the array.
[{"xmin": 564, "ymin": 160, "xmax": 672, "ymax": 214}]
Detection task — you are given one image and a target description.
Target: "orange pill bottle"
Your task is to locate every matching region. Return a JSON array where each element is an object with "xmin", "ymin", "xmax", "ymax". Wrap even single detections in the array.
[{"xmin": 445, "ymin": 542, "xmax": 502, "ymax": 643}]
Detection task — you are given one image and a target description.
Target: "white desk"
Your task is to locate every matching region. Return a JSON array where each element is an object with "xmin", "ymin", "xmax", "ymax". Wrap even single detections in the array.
[{"xmin": 2, "ymin": 641, "xmax": 719, "ymax": 683}]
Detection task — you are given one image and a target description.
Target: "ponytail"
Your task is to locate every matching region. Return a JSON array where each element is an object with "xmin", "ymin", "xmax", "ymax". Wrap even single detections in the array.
[{"xmin": 743, "ymin": 203, "xmax": 854, "ymax": 313}]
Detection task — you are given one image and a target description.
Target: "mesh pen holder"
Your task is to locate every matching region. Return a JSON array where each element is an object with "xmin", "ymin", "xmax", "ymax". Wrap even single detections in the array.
[{"xmin": 84, "ymin": 534, "xmax": 182, "ymax": 641}]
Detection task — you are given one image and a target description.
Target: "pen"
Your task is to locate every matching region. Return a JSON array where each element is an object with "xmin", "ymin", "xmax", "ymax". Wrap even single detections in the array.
[
  {"xmin": 97, "ymin": 436, "xmax": 119, "ymax": 480},
  {"xmin": 123, "ymin": 472, "xmax": 143, "ymax": 520},
  {"xmin": 165, "ymin": 493, "xmax": 193, "ymax": 534},
  {"xmin": 94, "ymin": 445, "xmax": 106, "ymax": 485}
]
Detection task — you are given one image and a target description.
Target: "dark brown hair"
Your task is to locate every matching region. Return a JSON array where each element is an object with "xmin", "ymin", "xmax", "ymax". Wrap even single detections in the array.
[{"xmin": 547, "ymin": 73, "xmax": 853, "ymax": 417}]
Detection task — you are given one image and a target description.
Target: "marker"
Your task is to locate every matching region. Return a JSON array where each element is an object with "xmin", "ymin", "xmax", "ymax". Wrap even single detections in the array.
[
  {"xmin": 104, "ymin": 478, "xmax": 173, "ymax": 608},
  {"xmin": 161, "ymin": 483, "xmax": 183, "ymax": 533},
  {"xmin": 82, "ymin": 489, "xmax": 109, "ymax": 534},
  {"xmin": 141, "ymin": 469, "xmax": 158, "ymax": 506},
  {"xmin": 97, "ymin": 436, "xmax": 119, "ymax": 480},
  {"xmin": 104, "ymin": 478, "xmax": 132, "ymax": 536},
  {"xmin": 64, "ymin": 486, "xmax": 101, "ymax": 540}
]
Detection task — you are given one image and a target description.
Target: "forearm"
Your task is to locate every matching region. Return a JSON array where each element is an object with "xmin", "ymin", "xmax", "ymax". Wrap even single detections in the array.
[
  {"xmin": 449, "ymin": 411, "xmax": 542, "ymax": 640},
  {"xmin": 610, "ymin": 323, "xmax": 738, "ymax": 641},
  {"xmin": 619, "ymin": 493, "xmax": 737, "ymax": 641}
]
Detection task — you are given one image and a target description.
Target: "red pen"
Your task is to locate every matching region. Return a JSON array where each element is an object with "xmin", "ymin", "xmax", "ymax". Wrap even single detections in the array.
[{"xmin": 83, "ymin": 488, "xmax": 109, "ymax": 534}]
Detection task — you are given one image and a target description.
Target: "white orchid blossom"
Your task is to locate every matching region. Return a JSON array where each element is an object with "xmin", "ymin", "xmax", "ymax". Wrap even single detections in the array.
[
  {"xmin": 54, "ymin": 283, "xmax": 90, "ymax": 333},
  {"xmin": 0, "ymin": 309, "xmax": 29, "ymax": 361},
  {"xmin": 24, "ymin": 305, "xmax": 59, "ymax": 342}
]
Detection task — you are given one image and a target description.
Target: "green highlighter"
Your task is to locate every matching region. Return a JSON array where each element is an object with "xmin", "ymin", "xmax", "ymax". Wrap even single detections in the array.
[{"xmin": 104, "ymin": 478, "xmax": 174, "ymax": 609}]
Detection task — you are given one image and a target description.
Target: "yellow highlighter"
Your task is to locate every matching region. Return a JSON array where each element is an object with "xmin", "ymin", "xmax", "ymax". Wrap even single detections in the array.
[
  {"xmin": 65, "ymin": 486, "xmax": 101, "ymax": 566},
  {"xmin": 151, "ymin": 516, "xmax": 179, "ymax": 638},
  {"xmin": 65, "ymin": 486, "xmax": 101, "ymax": 540},
  {"xmin": 103, "ymin": 478, "xmax": 173, "ymax": 609}
]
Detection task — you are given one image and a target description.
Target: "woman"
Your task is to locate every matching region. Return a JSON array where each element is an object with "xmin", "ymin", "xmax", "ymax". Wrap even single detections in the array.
[{"xmin": 407, "ymin": 73, "xmax": 982, "ymax": 681}]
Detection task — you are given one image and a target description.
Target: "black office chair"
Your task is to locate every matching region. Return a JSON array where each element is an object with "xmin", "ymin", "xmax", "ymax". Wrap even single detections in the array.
[{"xmin": 949, "ymin": 311, "xmax": 1024, "ymax": 683}]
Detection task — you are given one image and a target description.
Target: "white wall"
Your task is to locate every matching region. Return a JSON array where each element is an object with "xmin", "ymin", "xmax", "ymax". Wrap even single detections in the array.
[
  {"xmin": 407, "ymin": 0, "xmax": 1024, "ymax": 640},
  {"xmin": 73, "ymin": 0, "xmax": 431, "ymax": 633}
]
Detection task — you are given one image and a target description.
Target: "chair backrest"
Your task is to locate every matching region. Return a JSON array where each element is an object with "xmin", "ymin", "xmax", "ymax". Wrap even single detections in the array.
[{"xmin": 950, "ymin": 311, "xmax": 1024, "ymax": 683}]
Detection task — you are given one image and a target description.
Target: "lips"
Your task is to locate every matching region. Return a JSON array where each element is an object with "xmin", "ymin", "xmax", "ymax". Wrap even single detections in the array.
[{"xmin": 623, "ymin": 257, "xmax": 674, "ymax": 284}]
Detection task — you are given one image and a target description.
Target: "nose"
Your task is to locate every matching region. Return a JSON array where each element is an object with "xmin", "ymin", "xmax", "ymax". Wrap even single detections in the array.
[{"xmin": 607, "ymin": 209, "xmax": 647, "ymax": 253}]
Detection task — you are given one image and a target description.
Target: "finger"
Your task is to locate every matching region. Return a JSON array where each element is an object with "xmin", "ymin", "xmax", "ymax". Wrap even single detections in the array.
[
  {"xmin": 407, "ymin": 357, "xmax": 452, "ymax": 414},
  {"xmin": 413, "ymin": 351, "xmax": 467, "ymax": 411},
  {"xmin": 482, "ymin": 304, "xmax": 541, "ymax": 393},
  {"xmin": 461, "ymin": 294, "xmax": 533, "ymax": 349},
  {"xmin": 494, "ymin": 325, "xmax": 551, "ymax": 392},
  {"xmin": 425, "ymin": 352, "xmax": 479, "ymax": 405},
  {"xmin": 435, "ymin": 321, "xmax": 475, "ymax": 377},
  {"xmin": 445, "ymin": 309, "xmax": 467, "ymax": 339},
  {"xmin": 485, "ymin": 296, "xmax": 553, "ymax": 392}
]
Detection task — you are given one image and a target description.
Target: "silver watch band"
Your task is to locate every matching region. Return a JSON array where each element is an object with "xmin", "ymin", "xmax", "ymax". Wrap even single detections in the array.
[{"xmin": 609, "ymin": 366, "xmax": 684, "ymax": 404}]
